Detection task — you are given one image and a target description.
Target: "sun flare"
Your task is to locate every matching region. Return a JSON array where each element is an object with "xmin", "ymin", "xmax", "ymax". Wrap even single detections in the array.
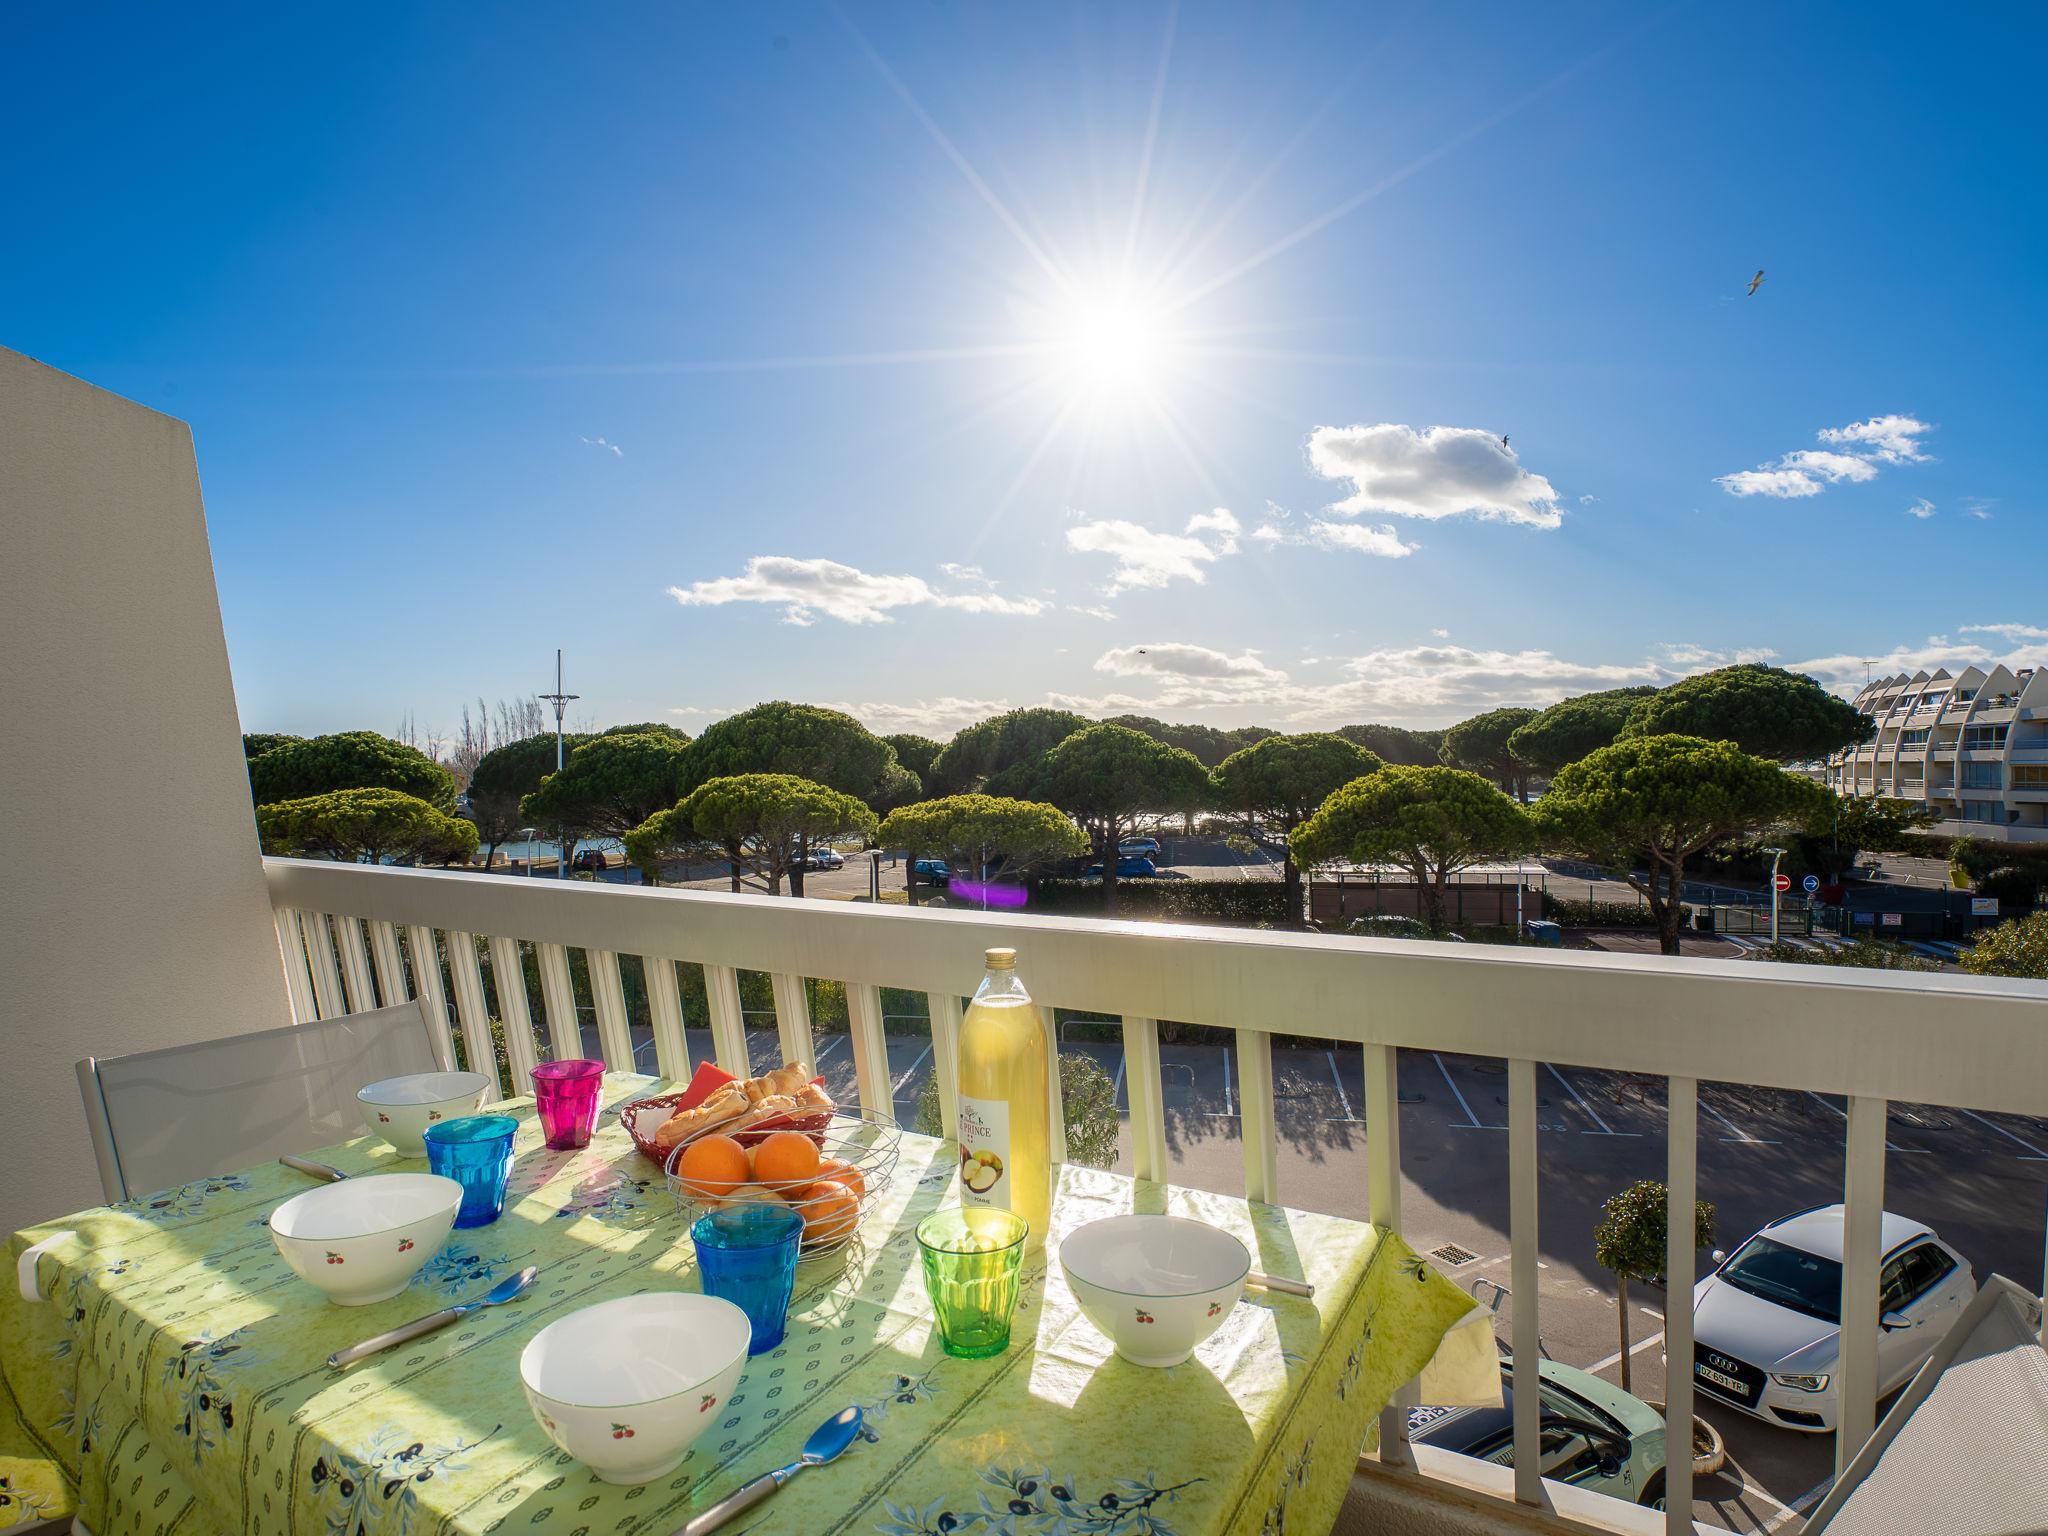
[{"xmin": 1017, "ymin": 278, "xmax": 1181, "ymax": 404}]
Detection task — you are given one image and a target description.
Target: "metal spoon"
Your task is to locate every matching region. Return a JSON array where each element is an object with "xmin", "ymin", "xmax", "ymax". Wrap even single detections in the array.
[
  {"xmin": 279, "ymin": 1154, "xmax": 347, "ymax": 1182},
  {"xmin": 326, "ymin": 1265, "xmax": 539, "ymax": 1369},
  {"xmin": 680, "ymin": 1405, "xmax": 864, "ymax": 1536}
]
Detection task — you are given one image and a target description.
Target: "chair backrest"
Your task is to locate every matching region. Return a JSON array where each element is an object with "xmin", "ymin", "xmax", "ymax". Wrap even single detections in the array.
[{"xmin": 76, "ymin": 998, "xmax": 446, "ymax": 1203}]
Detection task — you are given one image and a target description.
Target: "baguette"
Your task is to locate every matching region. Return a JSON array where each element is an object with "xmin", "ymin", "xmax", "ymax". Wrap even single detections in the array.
[{"xmin": 652, "ymin": 1083, "xmax": 748, "ymax": 1154}]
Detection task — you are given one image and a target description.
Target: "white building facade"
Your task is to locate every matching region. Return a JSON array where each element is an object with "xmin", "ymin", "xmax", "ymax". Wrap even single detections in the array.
[{"xmin": 1824, "ymin": 664, "xmax": 2048, "ymax": 843}]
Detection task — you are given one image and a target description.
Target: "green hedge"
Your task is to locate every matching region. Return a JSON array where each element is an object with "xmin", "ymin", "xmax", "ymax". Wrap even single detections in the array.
[
  {"xmin": 1021, "ymin": 878, "xmax": 1294, "ymax": 927},
  {"xmin": 1547, "ymin": 897, "xmax": 1652, "ymax": 928}
]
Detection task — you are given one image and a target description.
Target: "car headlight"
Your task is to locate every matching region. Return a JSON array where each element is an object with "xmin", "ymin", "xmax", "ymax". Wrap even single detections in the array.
[{"xmin": 1770, "ymin": 1373, "xmax": 1830, "ymax": 1393}]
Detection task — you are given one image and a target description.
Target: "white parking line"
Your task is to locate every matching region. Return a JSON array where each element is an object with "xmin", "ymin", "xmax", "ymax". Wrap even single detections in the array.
[
  {"xmin": 890, "ymin": 1043, "xmax": 932, "ymax": 1097},
  {"xmin": 1583, "ymin": 1327, "xmax": 1665, "ymax": 1377},
  {"xmin": 1111, "ymin": 1049, "xmax": 1126, "ymax": 1108},
  {"xmin": 1960, "ymin": 1107, "xmax": 2048, "ymax": 1161},
  {"xmin": 1701, "ymin": 1094, "xmax": 1780, "ymax": 1145},
  {"xmin": 1434, "ymin": 1053, "xmax": 1506, "ymax": 1131},
  {"xmin": 1325, "ymin": 1050, "xmax": 1364, "ymax": 1124},
  {"xmin": 1221, "ymin": 1045, "xmax": 1235, "ymax": 1118},
  {"xmin": 1760, "ymin": 1474, "xmax": 1836, "ymax": 1532},
  {"xmin": 1544, "ymin": 1063, "xmax": 1640, "ymax": 1136},
  {"xmin": 1804, "ymin": 1090, "xmax": 1932, "ymax": 1154},
  {"xmin": 815, "ymin": 1035, "xmax": 844, "ymax": 1064}
]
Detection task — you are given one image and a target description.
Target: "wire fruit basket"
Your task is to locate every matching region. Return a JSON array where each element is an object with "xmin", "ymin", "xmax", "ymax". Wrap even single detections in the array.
[{"xmin": 664, "ymin": 1108, "xmax": 901, "ymax": 1258}]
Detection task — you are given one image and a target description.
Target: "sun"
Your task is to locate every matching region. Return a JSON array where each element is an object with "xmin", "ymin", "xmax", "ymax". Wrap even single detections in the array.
[{"xmin": 1016, "ymin": 278, "xmax": 1178, "ymax": 404}]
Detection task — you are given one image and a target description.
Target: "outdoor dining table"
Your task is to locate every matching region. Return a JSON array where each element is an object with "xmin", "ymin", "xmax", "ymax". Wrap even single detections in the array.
[{"xmin": 2, "ymin": 1071, "xmax": 1497, "ymax": 1536}]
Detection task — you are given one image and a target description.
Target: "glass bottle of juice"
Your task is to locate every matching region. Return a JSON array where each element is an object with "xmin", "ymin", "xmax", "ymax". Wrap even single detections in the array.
[{"xmin": 955, "ymin": 947, "xmax": 1051, "ymax": 1248}]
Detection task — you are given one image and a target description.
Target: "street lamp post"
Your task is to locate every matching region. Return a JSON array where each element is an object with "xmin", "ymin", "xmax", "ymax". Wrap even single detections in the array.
[
  {"xmin": 538, "ymin": 648, "xmax": 579, "ymax": 880},
  {"xmin": 1762, "ymin": 846, "xmax": 1786, "ymax": 943}
]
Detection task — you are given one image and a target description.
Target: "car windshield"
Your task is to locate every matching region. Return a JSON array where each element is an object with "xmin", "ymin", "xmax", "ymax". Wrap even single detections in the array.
[{"xmin": 1718, "ymin": 1236, "xmax": 1841, "ymax": 1324}]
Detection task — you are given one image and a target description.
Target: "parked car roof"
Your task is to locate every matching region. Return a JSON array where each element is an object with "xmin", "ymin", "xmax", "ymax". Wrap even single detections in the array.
[{"xmin": 1763, "ymin": 1204, "xmax": 1934, "ymax": 1262}]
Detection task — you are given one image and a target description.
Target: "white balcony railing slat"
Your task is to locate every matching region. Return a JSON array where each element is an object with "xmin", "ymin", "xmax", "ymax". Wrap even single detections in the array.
[
  {"xmin": 402, "ymin": 924, "xmax": 456, "ymax": 1072},
  {"xmin": 367, "ymin": 920, "xmax": 406, "ymax": 1013},
  {"xmin": 587, "ymin": 949, "xmax": 633, "ymax": 1071},
  {"xmin": 845, "ymin": 983, "xmax": 894, "ymax": 1125},
  {"xmin": 702, "ymin": 963, "xmax": 748, "ymax": 1076},
  {"xmin": 444, "ymin": 932, "xmax": 501, "ymax": 1097},
  {"xmin": 1507, "ymin": 1057, "xmax": 1541, "ymax": 1505},
  {"xmin": 1122, "ymin": 1016, "xmax": 1167, "ymax": 1183},
  {"xmin": 488, "ymin": 935, "xmax": 539, "ymax": 1091},
  {"xmin": 274, "ymin": 909, "xmax": 316, "ymax": 1024},
  {"xmin": 926, "ymin": 992, "xmax": 964, "ymax": 1143},
  {"xmin": 1365, "ymin": 1042, "xmax": 1410, "ymax": 1467},
  {"xmin": 769, "ymin": 971, "xmax": 815, "ymax": 1074},
  {"xmin": 1041, "ymin": 1006, "xmax": 1067, "ymax": 1166},
  {"xmin": 1664, "ymin": 1077, "xmax": 1698, "ymax": 1532},
  {"xmin": 643, "ymin": 956, "xmax": 690, "ymax": 1081},
  {"xmin": 336, "ymin": 916, "xmax": 375, "ymax": 1013},
  {"xmin": 1237, "ymin": 1028, "xmax": 1277, "ymax": 1205},
  {"xmin": 1837, "ymin": 1096, "xmax": 1888, "ymax": 1475},
  {"xmin": 304, "ymin": 912, "xmax": 346, "ymax": 1019},
  {"xmin": 534, "ymin": 942, "xmax": 580, "ymax": 1063}
]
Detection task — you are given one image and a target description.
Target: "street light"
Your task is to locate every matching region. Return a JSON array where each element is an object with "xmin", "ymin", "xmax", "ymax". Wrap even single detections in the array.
[
  {"xmin": 538, "ymin": 647, "xmax": 579, "ymax": 879},
  {"xmin": 1761, "ymin": 846, "xmax": 1786, "ymax": 943}
]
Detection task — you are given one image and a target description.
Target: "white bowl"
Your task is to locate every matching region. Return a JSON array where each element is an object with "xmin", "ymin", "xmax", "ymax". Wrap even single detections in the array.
[
  {"xmin": 1059, "ymin": 1214, "xmax": 1251, "ymax": 1368},
  {"xmin": 268, "ymin": 1173, "xmax": 463, "ymax": 1305},
  {"xmin": 521, "ymin": 1293, "xmax": 751, "ymax": 1484},
  {"xmin": 358, "ymin": 1071, "xmax": 493, "ymax": 1156}
]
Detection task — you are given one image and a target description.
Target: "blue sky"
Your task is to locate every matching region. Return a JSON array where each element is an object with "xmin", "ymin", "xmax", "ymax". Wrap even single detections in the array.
[{"xmin": 7, "ymin": 2, "xmax": 2044, "ymax": 740}]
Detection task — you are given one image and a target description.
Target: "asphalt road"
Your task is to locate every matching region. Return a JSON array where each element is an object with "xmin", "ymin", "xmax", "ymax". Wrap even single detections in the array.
[{"xmin": 594, "ymin": 1014, "xmax": 2048, "ymax": 1533}]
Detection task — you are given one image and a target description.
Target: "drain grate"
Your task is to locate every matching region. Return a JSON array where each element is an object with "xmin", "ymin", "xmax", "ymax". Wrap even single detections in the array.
[{"xmin": 1430, "ymin": 1243, "xmax": 1480, "ymax": 1267}]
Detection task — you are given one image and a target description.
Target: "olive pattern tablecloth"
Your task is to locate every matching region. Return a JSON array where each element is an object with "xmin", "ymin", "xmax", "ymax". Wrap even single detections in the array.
[{"xmin": 1, "ymin": 1073, "xmax": 1497, "ymax": 1536}]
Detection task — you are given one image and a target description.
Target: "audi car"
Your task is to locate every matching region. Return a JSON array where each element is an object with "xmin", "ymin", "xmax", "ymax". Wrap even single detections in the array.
[{"xmin": 1687, "ymin": 1204, "xmax": 1974, "ymax": 1433}]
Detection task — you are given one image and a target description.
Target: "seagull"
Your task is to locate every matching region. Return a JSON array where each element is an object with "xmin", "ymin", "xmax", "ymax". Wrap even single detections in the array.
[
  {"xmin": 1500, "ymin": 434, "xmax": 1510, "ymax": 450},
  {"xmin": 1747, "ymin": 269, "xmax": 1765, "ymax": 296},
  {"xmin": 1137, "ymin": 648, "xmax": 1148, "ymax": 654}
]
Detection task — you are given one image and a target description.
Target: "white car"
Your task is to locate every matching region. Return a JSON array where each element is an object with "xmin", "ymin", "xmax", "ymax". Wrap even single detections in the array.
[{"xmin": 1687, "ymin": 1204, "xmax": 1974, "ymax": 1433}]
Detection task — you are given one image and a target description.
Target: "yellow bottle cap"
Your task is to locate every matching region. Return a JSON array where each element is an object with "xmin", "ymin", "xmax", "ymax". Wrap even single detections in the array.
[{"xmin": 984, "ymin": 947, "xmax": 1017, "ymax": 968}]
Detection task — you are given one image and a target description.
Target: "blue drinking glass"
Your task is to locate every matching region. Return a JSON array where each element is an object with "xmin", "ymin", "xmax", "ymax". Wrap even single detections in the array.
[
  {"xmin": 423, "ymin": 1114, "xmax": 519, "ymax": 1228},
  {"xmin": 692, "ymin": 1203, "xmax": 804, "ymax": 1354}
]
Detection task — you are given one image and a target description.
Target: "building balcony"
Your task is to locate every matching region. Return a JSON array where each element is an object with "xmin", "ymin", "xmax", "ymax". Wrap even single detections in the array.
[{"xmin": 257, "ymin": 857, "xmax": 2048, "ymax": 1536}]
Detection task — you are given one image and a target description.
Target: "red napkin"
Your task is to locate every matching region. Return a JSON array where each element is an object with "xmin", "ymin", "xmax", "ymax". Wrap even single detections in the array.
[{"xmin": 673, "ymin": 1060, "xmax": 739, "ymax": 1111}]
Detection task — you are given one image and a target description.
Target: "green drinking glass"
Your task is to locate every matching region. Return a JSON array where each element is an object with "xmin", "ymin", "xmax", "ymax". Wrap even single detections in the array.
[{"xmin": 916, "ymin": 1206, "xmax": 1029, "ymax": 1359}]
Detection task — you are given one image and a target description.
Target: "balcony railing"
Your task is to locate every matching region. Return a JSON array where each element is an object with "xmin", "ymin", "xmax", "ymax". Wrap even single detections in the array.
[{"xmin": 263, "ymin": 857, "xmax": 2048, "ymax": 1535}]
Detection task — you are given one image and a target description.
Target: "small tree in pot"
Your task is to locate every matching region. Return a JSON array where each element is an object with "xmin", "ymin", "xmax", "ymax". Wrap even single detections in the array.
[{"xmin": 1594, "ymin": 1179, "xmax": 1716, "ymax": 1393}]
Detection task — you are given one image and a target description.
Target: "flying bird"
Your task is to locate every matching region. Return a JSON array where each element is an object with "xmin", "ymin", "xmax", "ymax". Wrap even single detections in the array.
[
  {"xmin": 1137, "ymin": 648, "xmax": 1148, "ymax": 654},
  {"xmin": 1500, "ymin": 434, "xmax": 1510, "ymax": 450},
  {"xmin": 1747, "ymin": 269, "xmax": 1765, "ymax": 296}
]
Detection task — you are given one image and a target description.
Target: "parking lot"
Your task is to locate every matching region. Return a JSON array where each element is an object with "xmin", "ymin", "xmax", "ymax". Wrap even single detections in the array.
[{"xmin": 598, "ymin": 1015, "xmax": 2048, "ymax": 1532}]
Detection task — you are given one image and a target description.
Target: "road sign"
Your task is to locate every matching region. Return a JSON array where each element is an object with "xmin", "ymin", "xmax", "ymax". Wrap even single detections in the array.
[
  {"xmin": 1882, "ymin": 911, "xmax": 1903, "ymax": 927},
  {"xmin": 1773, "ymin": 874, "xmax": 1792, "ymax": 892},
  {"xmin": 1802, "ymin": 874, "xmax": 1820, "ymax": 894},
  {"xmin": 1971, "ymin": 896, "xmax": 1999, "ymax": 916}
]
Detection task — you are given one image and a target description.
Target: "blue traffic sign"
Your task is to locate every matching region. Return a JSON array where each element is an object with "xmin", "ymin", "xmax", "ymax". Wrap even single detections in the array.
[{"xmin": 1802, "ymin": 874, "xmax": 1820, "ymax": 893}]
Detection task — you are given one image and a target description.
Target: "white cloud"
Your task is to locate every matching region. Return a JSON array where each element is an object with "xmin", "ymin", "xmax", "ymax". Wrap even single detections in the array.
[
  {"xmin": 1964, "ymin": 499, "xmax": 1996, "ymax": 521},
  {"xmin": 1907, "ymin": 498, "xmax": 1936, "ymax": 519},
  {"xmin": 939, "ymin": 562, "xmax": 989, "ymax": 584},
  {"xmin": 1305, "ymin": 424, "xmax": 1564, "ymax": 528},
  {"xmin": 667, "ymin": 556, "xmax": 1048, "ymax": 627},
  {"xmin": 1816, "ymin": 414, "xmax": 1933, "ymax": 465},
  {"xmin": 1719, "ymin": 414, "xmax": 1934, "ymax": 498},
  {"xmin": 1661, "ymin": 643, "xmax": 1779, "ymax": 671},
  {"xmin": 1251, "ymin": 508, "xmax": 1417, "ymax": 559},
  {"xmin": 1095, "ymin": 644, "xmax": 1284, "ymax": 684},
  {"xmin": 1579, "ymin": 494, "xmax": 1599, "ymax": 505},
  {"xmin": 822, "ymin": 697, "xmax": 1011, "ymax": 736},
  {"xmin": 1431, "ymin": 628, "xmax": 1450, "ymax": 639},
  {"xmin": 579, "ymin": 435, "xmax": 624, "ymax": 458},
  {"xmin": 1066, "ymin": 603, "xmax": 1117, "ymax": 621},
  {"xmin": 1066, "ymin": 508, "xmax": 1241, "ymax": 593},
  {"xmin": 1960, "ymin": 623, "xmax": 2048, "ymax": 642}
]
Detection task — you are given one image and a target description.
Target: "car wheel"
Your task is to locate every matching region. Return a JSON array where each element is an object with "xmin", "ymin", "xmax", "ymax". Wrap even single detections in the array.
[{"xmin": 1638, "ymin": 1470, "xmax": 1666, "ymax": 1510}]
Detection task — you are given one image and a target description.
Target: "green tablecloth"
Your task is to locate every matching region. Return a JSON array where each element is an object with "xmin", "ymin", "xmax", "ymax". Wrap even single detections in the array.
[{"xmin": 2, "ymin": 1073, "xmax": 1496, "ymax": 1536}]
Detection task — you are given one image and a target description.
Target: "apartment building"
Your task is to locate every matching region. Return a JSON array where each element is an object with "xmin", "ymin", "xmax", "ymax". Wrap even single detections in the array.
[{"xmin": 1824, "ymin": 663, "xmax": 2048, "ymax": 842}]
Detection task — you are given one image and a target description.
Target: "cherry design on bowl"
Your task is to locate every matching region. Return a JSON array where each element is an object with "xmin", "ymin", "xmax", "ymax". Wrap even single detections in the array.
[
  {"xmin": 377, "ymin": 1113, "xmax": 391, "ymax": 1123},
  {"xmin": 1133, "ymin": 1308, "xmax": 1154, "ymax": 1324},
  {"xmin": 1206, "ymin": 1301, "xmax": 1223, "ymax": 1317},
  {"xmin": 699, "ymin": 1394, "xmax": 718, "ymax": 1414},
  {"xmin": 610, "ymin": 1422, "xmax": 635, "ymax": 1440},
  {"xmin": 427, "ymin": 1110, "xmax": 443, "ymax": 1122},
  {"xmin": 324, "ymin": 1252, "xmax": 344, "ymax": 1266},
  {"xmin": 398, "ymin": 1239, "xmax": 415, "ymax": 1253}
]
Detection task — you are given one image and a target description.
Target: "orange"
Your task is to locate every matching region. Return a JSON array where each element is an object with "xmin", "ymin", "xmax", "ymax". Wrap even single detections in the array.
[
  {"xmin": 751, "ymin": 1131, "xmax": 822, "ymax": 1193},
  {"xmin": 675, "ymin": 1134, "xmax": 751, "ymax": 1199},
  {"xmin": 792, "ymin": 1181, "xmax": 860, "ymax": 1245},
  {"xmin": 813, "ymin": 1156, "xmax": 867, "ymax": 1204}
]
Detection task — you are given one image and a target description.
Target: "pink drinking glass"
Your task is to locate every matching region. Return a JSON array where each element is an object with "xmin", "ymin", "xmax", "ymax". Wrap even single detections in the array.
[{"xmin": 531, "ymin": 1059, "xmax": 605, "ymax": 1150}]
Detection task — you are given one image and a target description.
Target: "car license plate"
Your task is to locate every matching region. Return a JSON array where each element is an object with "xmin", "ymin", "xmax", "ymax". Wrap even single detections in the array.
[{"xmin": 1695, "ymin": 1363, "xmax": 1748, "ymax": 1396}]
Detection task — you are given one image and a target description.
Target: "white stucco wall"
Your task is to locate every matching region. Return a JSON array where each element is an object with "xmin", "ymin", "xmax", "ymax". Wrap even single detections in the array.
[{"xmin": 0, "ymin": 346, "xmax": 290, "ymax": 1232}]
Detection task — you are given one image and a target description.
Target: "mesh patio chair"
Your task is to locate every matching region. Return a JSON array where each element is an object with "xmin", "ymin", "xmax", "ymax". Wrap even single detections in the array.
[{"xmin": 74, "ymin": 996, "xmax": 454, "ymax": 1204}]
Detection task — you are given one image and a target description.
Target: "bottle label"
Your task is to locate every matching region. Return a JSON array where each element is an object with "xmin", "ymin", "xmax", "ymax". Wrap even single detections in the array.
[{"xmin": 956, "ymin": 1095, "xmax": 1010, "ymax": 1206}]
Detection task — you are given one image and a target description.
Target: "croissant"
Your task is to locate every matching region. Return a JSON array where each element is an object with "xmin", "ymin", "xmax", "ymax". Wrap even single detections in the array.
[
  {"xmin": 744, "ymin": 1061, "xmax": 812, "ymax": 1104},
  {"xmin": 653, "ymin": 1084, "xmax": 748, "ymax": 1153}
]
